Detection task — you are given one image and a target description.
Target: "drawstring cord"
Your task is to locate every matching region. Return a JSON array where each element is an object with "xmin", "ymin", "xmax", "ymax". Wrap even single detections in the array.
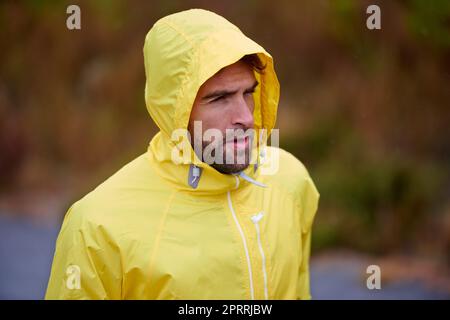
[{"xmin": 237, "ymin": 171, "xmax": 267, "ymax": 188}]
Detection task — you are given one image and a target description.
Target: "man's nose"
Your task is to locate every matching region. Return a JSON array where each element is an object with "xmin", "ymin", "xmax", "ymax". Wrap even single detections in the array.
[{"xmin": 231, "ymin": 96, "xmax": 254, "ymax": 129}]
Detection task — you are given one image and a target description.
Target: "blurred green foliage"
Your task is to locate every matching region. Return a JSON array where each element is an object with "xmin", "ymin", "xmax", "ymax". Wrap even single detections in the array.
[
  {"xmin": 284, "ymin": 125, "xmax": 445, "ymax": 254},
  {"xmin": 407, "ymin": 0, "xmax": 450, "ymax": 48},
  {"xmin": 0, "ymin": 0, "xmax": 449, "ymax": 262}
]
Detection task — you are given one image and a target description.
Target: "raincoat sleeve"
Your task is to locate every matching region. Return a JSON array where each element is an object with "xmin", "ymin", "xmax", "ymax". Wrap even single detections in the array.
[
  {"xmin": 45, "ymin": 203, "xmax": 122, "ymax": 300},
  {"xmin": 296, "ymin": 176, "xmax": 320, "ymax": 300}
]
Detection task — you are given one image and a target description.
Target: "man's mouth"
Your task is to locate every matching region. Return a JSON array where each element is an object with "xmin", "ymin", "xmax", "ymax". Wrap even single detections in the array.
[{"xmin": 226, "ymin": 136, "xmax": 249, "ymax": 150}]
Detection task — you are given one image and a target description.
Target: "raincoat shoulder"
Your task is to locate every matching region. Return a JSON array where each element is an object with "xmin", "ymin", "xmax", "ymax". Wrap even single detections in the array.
[
  {"xmin": 45, "ymin": 153, "xmax": 172, "ymax": 299},
  {"xmin": 262, "ymin": 146, "xmax": 320, "ymax": 234}
]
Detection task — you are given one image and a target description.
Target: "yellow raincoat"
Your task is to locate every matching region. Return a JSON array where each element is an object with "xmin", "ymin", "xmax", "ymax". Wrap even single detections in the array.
[{"xmin": 45, "ymin": 9, "xmax": 319, "ymax": 300}]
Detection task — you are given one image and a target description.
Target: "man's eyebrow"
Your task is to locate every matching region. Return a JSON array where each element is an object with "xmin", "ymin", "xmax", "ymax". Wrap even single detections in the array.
[{"xmin": 202, "ymin": 81, "xmax": 259, "ymax": 101}]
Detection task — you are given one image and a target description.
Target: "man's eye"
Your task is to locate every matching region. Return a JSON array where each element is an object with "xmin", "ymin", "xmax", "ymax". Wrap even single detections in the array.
[
  {"xmin": 244, "ymin": 90, "xmax": 255, "ymax": 96},
  {"xmin": 211, "ymin": 95, "xmax": 225, "ymax": 102}
]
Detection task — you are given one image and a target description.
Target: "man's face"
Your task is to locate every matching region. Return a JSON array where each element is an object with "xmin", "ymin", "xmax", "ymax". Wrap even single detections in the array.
[{"xmin": 188, "ymin": 61, "xmax": 258, "ymax": 174}]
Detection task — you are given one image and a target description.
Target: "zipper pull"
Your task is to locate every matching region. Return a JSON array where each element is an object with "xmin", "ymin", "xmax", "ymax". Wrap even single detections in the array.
[{"xmin": 251, "ymin": 212, "xmax": 264, "ymax": 224}]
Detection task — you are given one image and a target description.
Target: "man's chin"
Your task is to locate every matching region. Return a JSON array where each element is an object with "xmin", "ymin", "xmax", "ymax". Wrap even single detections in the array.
[{"xmin": 211, "ymin": 162, "xmax": 250, "ymax": 174}]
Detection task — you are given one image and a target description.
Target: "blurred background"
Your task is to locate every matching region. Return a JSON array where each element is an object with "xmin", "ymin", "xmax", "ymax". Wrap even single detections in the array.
[{"xmin": 0, "ymin": 0, "xmax": 449, "ymax": 299}]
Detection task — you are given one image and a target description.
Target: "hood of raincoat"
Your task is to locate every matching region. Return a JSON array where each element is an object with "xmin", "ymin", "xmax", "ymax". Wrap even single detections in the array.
[{"xmin": 144, "ymin": 8, "xmax": 280, "ymax": 194}]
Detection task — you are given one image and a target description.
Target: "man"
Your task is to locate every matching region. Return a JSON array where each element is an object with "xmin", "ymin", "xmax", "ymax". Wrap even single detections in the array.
[{"xmin": 45, "ymin": 9, "xmax": 319, "ymax": 300}]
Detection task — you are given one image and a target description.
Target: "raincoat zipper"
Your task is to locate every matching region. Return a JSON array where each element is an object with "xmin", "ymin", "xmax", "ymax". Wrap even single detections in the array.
[
  {"xmin": 227, "ymin": 191, "xmax": 255, "ymax": 300},
  {"xmin": 251, "ymin": 212, "xmax": 269, "ymax": 300}
]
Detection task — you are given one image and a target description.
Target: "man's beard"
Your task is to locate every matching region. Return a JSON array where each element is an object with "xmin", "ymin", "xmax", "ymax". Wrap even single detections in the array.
[
  {"xmin": 210, "ymin": 146, "xmax": 250, "ymax": 174},
  {"xmin": 199, "ymin": 135, "xmax": 253, "ymax": 174}
]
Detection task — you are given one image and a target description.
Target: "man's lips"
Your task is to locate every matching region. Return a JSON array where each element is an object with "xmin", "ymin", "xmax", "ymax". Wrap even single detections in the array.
[{"xmin": 225, "ymin": 136, "xmax": 249, "ymax": 149}]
